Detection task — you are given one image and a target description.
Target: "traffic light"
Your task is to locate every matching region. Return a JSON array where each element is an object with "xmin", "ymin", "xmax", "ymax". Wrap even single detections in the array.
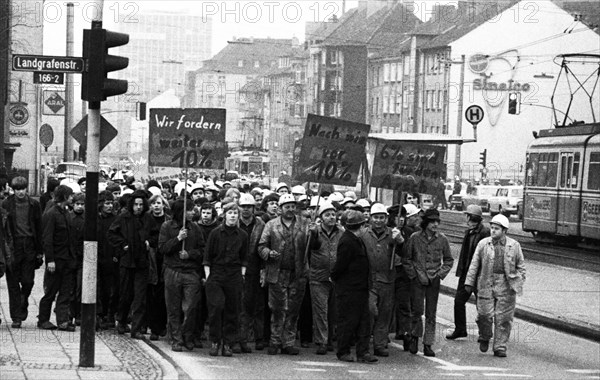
[
  {"xmin": 508, "ymin": 92, "xmax": 521, "ymax": 114},
  {"xmin": 479, "ymin": 149, "xmax": 487, "ymax": 168},
  {"xmin": 82, "ymin": 22, "xmax": 129, "ymax": 102}
]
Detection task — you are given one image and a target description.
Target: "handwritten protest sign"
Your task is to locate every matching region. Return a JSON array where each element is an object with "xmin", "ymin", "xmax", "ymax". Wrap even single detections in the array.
[
  {"xmin": 294, "ymin": 114, "xmax": 370, "ymax": 185},
  {"xmin": 149, "ymin": 108, "xmax": 227, "ymax": 169},
  {"xmin": 370, "ymin": 140, "xmax": 447, "ymax": 194}
]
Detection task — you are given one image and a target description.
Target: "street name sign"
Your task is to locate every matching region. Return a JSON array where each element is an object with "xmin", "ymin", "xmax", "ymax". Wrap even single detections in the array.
[{"xmin": 12, "ymin": 55, "xmax": 84, "ymax": 73}]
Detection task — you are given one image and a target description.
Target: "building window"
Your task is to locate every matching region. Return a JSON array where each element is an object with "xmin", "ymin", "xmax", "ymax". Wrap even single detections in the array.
[
  {"xmin": 390, "ymin": 63, "xmax": 396, "ymax": 82},
  {"xmin": 384, "ymin": 63, "xmax": 390, "ymax": 82},
  {"xmin": 238, "ymin": 60, "xmax": 244, "ymax": 67},
  {"xmin": 436, "ymin": 90, "xmax": 442, "ymax": 111},
  {"xmin": 384, "ymin": 95, "xmax": 390, "ymax": 114},
  {"xmin": 254, "ymin": 61, "xmax": 260, "ymax": 68}
]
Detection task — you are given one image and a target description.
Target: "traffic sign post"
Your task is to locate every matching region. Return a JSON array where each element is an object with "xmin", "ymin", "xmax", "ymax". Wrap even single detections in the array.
[{"xmin": 465, "ymin": 105, "xmax": 485, "ymax": 142}]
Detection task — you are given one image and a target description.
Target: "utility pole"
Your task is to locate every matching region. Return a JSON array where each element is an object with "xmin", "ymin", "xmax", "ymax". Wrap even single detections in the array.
[
  {"xmin": 64, "ymin": 3, "xmax": 75, "ymax": 161},
  {"xmin": 454, "ymin": 54, "xmax": 466, "ymax": 178},
  {"xmin": 0, "ymin": 0, "xmax": 10, "ymax": 169}
]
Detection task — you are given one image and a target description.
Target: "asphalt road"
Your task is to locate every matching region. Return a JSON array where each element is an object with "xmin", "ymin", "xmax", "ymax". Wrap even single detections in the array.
[{"xmin": 147, "ymin": 291, "xmax": 600, "ymax": 380}]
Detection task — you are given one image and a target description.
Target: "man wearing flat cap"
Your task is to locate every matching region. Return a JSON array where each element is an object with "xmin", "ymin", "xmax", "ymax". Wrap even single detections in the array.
[{"xmin": 405, "ymin": 208, "xmax": 453, "ymax": 357}]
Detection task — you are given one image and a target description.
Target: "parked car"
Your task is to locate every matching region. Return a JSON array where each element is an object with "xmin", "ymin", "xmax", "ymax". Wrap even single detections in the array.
[
  {"xmin": 488, "ymin": 185, "xmax": 524, "ymax": 217},
  {"xmin": 459, "ymin": 185, "xmax": 500, "ymax": 212},
  {"xmin": 420, "ymin": 193, "xmax": 434, "ymax": 210},
  {"xmin": 55, "ymin": 162, "xmax": 86, "ymax": 182}
]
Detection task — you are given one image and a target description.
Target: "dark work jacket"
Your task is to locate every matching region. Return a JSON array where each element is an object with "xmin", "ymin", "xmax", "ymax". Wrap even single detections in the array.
[
  {"xmin": 107, "ymin": 211, "xmax": 151, "ymax": 269},
  {"xmin": 71, "ymin": 211, "xmax": 85, "ymax": 267},
  {"xmin": 159, "ymin": 220, "xmax": 205, "ymax": 273},
  {"xmin": 456, "ymin": 223, "xmax": 490, "ymax": 278},
  {"xmin": 42, "ymin": 204, "xmax": 75, "ymax": 265},
  {"xmin": 204, "ymin": 223, "xmax": 248, "ymax": 275},
  {"xmin": 239, "ymin": 216, "xmax": 266, "ymax": 275},
  {"xmin": 198, "ymin": 219, "xmax": 219, "ymax": 241},
  {"xmin": 331, "ymin": 230, "xmax": 371, "ymax": 293},
  {"xmin": 2, "ymin": 195, "xmax": 43, "ymax": 256},
  {"xmin": 0, "ymin": 208, "xmax": 14, "ymax": 277},
  {"xmin": 97, "ymin": 211, "xmax": 116, "ymax": 268}
]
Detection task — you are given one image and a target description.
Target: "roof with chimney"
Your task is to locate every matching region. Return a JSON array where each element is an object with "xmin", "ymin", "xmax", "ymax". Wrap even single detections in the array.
[{"xmin": 196, "ymin": 38, "xmax": 297, "ymax": 75}]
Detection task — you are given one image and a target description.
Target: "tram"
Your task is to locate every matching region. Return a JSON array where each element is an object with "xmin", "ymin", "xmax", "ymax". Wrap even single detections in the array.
[
  {"xmin": 522, "ymin": 124, "xmax": 600, "ymax": 247},
  {"xmin": 225, "ymin": 149, "xmax": 270, "ymax": 177}
]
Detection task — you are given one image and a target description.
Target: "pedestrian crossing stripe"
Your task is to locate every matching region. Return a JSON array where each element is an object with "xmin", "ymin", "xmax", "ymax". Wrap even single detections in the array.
[
  {"xmin": 295, "ymin": 361, "xmax": 349, "ymax": 367},
  {"xmin": 294, "ymin": 368, "xmax": 326, "ymax": 372}
]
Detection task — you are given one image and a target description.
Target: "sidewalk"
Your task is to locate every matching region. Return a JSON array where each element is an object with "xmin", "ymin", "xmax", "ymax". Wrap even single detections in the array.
[
  {"xmin": 440, "ymin": 244, "xmax": 600, "ymax": 342},
  {"xmin": 0, "ymin": 270, "xmax": 177, "ymax": 380}
]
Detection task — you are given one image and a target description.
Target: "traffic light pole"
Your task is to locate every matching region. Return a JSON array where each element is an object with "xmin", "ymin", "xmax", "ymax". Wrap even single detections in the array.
[{"xmin": 79, "ymin": 15, "xmax": 103, "ymax": 368}]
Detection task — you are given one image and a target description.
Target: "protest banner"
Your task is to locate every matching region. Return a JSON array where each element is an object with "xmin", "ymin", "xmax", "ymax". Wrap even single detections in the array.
[
  {"xmin": 294, "ymin": 114, "xmax": 370, "ymax": 186},
  {"xmin": 149, "ymin": 108, "xmax": 227, "ymax": 169},
  {"xmin": 370, "ymin": 139, "xmax": 447, "ymax": 194}
]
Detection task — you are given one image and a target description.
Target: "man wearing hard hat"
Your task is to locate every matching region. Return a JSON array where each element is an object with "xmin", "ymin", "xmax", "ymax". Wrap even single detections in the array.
[
  {"xmin": 360, "ymin": 203, "xmax": 404, "ymax": 358},
  {"xmin": 258, "ymin": 193, "xmax": 308, "ymax": 355},
  {"xmin": 465, "ymin": 214, "xmax": 525, "ymax": 358},
  {"xmin": 447, "ymin": 205, "xmax": 490, "ymax": 341}
]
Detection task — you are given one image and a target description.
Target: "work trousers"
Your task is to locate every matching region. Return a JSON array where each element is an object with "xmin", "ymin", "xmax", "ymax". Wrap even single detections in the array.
[
  {"xmin": 268, "ymin": 270, "xmax": 306, "ymax": 348},
  {"xmin": 6, "ymin": 237, "xmax": 36, "ymax": 322},
  {"xmin": 310, "ymin": 280, "xmax": 336, "ymax": 346},
  {"xmin": 164, "ymin": 267, "xmax": 200, "ymax": 346},
  {"xmin": 370, "ymin": 281, "xmax": 395, "ymax": 350},
  {"xmin": 205, "ymin": 271, "xmax": 242, "ymax": 345},
  {"xmin": 194, "ymin": 280, "xmax": 208, "ymax": 340},
  {"xmin": 240, "ymin": 272, "xmax": 265, "ymax": 344},
  {"xmin": 410, "ymin": 276, "xmax": 440, "ymax": 346},
  {"xmin": 70, "ymin": 265, "xmax": 83, "ymax": 321},
  {"xmin": 394, "ymin": 265, "xmax": 412, "ymax": 335},
  {"xmin": 336, "ymin": 289, "xmax": 370, "ymax": 358},
  {"xmin": 298, "ymin": 281, "xmax": 313, "ymax": 343},
  {"xmin": 147, "ymin": 280, "xmax": 167, "ymax": 335},
  {"xmin": 97, "ymin": 262, "xmax": 119, "ymax": 322},
  {"xmin": 117, "ymin": 267, "xmax": 148, "ymax": 335},
  {"xmin": 453, "ymin": 275, "xmax": 477, "ymax": 333},
  {"xmin": 476, "ymin": 273, "xmax": 517, "ymax": 353},
  {"xmin": 38, "ymin": 260, "xmax": 75, "ymax": 325}
]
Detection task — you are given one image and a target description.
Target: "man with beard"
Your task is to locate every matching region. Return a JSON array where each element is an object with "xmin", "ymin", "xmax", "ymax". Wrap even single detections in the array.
[
  {"xmin": 258, "ymin": 194, "xmax": 307, "ymax": 355},
  {"xmin": 97, "ymin": 191, "xmax": 118, "ymax": 329},
  {"xmin": 446, "ymin": 205, "xmax": 489, "ymax": 340},
  {"xmin": 405, "ymin": 208, "xmax": 454, "ymax": 357},
  {"xmin": 38, "ymin": 185, "xmax": 75, "ymax": 331},
  {"xmin": 307, "ymin": 200, "xmax": 343, "ymax": 355},
  {"xmin": 2, "ymin": 176, "xmax": 43, "ymax": 328},
  {"xmin": 204, "ymin": 203, "xmax": 248, "ymax": 357},
  {"xmin": 108, "ymin": 190, "xmax": 151, "ymax": 339},
  {"xmin": 159, "ymin": 199, "xmax": 205, "ymax": 351},
  {"xmin": 360, "ymin": 203, "xmax": 403, "ymax": 357},
  {"xmin": 238, "ymin": 194, "xmax": 266, "ymax": 352}
]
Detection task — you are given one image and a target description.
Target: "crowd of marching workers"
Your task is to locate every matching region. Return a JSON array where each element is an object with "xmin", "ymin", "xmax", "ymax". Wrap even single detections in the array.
[{"xmin": 0, "ymin": 172, "xmax": 525, "ymax": 363}]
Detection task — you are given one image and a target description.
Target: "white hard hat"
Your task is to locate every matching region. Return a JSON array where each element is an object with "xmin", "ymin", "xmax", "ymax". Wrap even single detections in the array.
[
  {"xmin": 344, "ymin": 191, "xmax": 357, "ymax": 201},
  {"xmin": 318, "ymin": 200, "xmax": 336, "ymax": 216},
  {"xmin": 239, "ymin": 193, "xmax": 256, "ymax": 206},
  {"xmin": 98, "ymin": 182, "xmax": 107, "ymax": 193},
  {"xmin": 309, "ymin": 196, "xmax": 324, "ymax": 208},
  {"xmin": 403, "ymin": 204, "xmax": 421, "ymax": 218},
  {"xmin": 490, "ymin": 214, "xmax": 510, "ymax": 229},
  {"xmin": 174, "ymin": 182, "xmax": 190, "ymax": 197},
  {"xmin": 276, "ymin": 182, "xmax": 289, "ymax": 192},
  {"xmin": 148, "ymin": 186, "xmax": 162, "ymax": 197},
  {"xmin": 370, "ymin": 203, "xmax": 388, "ymax": 215},
  {"xmin": 278, "ymin": 193, "xmax": 296, "ymax": 206},
  {"xmin": 291, "ymin": 185, "xmax": 306, "ymax": 195},
  {"xmin": 190, "ymin": 182, "xmax": 204, "ymax": 193},
  {"xmin": 356, "ymin": 199, "xmax": 371, "ymax": 209},
  {"xmin": 298, "ymin": 194, "xmax": 308, "ymax": 202},
  {"xmin": 121, "ymin": 188, "xmax": 134, "ymax": 195},
  {"xmin": 340, "ymin": 197, "xmax": 355, "ymax": 206},
  {"xmin": 329, "ymin": 192, "xmax": 344, "ymax": 203}
]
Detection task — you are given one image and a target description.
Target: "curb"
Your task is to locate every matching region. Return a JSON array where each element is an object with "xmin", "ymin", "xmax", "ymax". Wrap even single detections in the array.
[
  {"xmin": 144, "ymin": 339, "xmax": 193, "ymax": 380},
  {"xmin": 440, "ymin": 284, "xmax": 600, "ymax": 343}
]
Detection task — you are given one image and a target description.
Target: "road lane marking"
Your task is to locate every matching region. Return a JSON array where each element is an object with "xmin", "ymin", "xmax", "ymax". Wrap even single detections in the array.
[
  {"xmin": 348, "ymin": 370, "xmax": 370, "ymax": 374},
  {"xmin": 483, "ymin": 374, "xmax": 532, "ymax": 377},
  {"xmin": 389, "ymin": 342, "xmax": 508, "ymax": 372},
  {"xmin": 567, "ymin": 370, "xmax": 600, "ymax": 374},
  {"xmin": 205, "ymin": 365, "xmax": 232, "ymax": 369},
  {"xmin": 438, "ymin": 374, "xmax": 465, "ymax": 377},
  {"xmin": 295, "ymin": 361, "xmax": 349, "ymax": 367},
  {"xmin": 294, "ymin": 368, "xmax": 326, "ymax": 372}
]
